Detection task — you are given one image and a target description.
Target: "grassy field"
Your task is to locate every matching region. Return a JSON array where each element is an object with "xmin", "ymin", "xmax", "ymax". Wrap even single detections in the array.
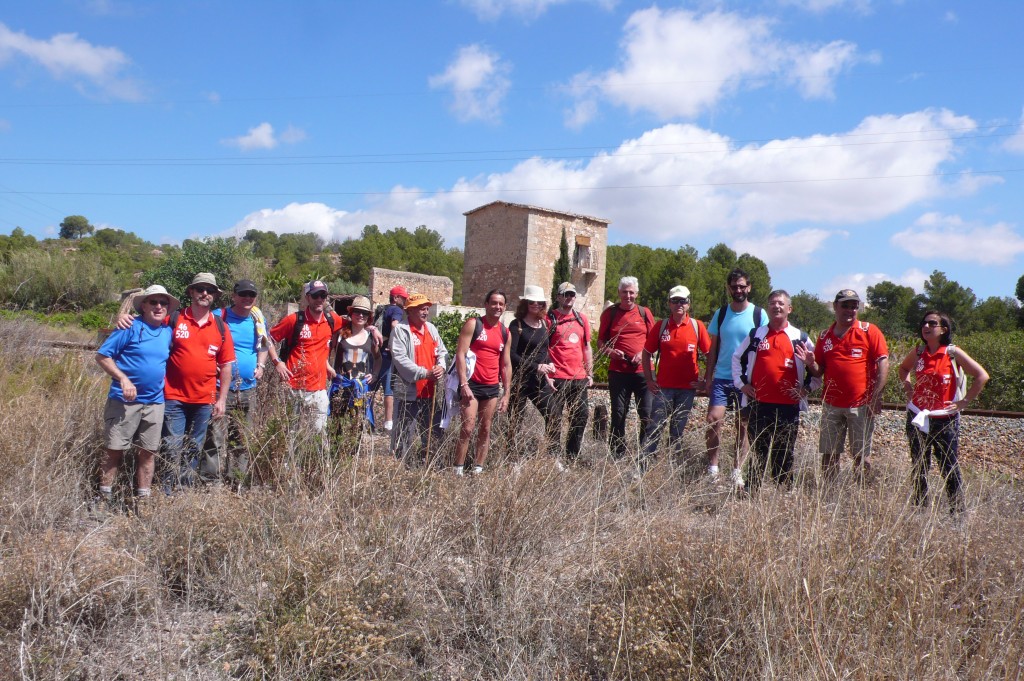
[{"xmin": 0, "ymin": 318, "xmax": 1022, "ymax": 680}]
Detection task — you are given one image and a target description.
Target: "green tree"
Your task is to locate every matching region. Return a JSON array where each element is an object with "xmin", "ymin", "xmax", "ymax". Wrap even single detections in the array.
[
  {"xmin": 59, "ymin": 215, "xmax": 95, "ymax": 240},
  {"xmin": 141, "ymin": 237, "xmax": 254, "ymax": 300},
  {"xmin": 552, "ymin": 228, "xmax": 570, "ymax": 302},
  {"xmin": 921, "ymin": 270, "xmax": 976, "ymax": 332},
  {"xmin": 789, "ymin": 291, "xmax": 833, "ymax": 334},
  {"xmin": 736, "ymin": 253, "xmax": 771, "ymax": 308},
  {"xmin": 973, "ymin": 296, "xmax": 1019, "ymax": 333},
  {"xmin": 864, "ymin": 280, "xmax": 917, "ymax": 339}
]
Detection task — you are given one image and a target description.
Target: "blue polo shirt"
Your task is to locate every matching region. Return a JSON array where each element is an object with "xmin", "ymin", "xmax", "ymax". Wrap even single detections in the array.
[
  {"xmin": 97, "ymin": 318, "xmax": 172, "ymax": 403},
  {"xmin": 215, "ymin": 307, "xmax": 261, "ymax": 391}
]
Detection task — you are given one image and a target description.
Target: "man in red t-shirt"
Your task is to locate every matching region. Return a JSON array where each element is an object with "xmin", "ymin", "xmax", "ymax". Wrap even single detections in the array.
[
  {"xmin": 813, "ymin": 289, "xmax": 889, "ymax": 483},
  {"xmin": 640, "ymin": 285, "xmax": 710, "ymax": 470},
  {"xmin": 269, "ymin": 280, "xmax": 337, "ymax": 432},
  {"xmin": 598, "ymin": 276, "xmax": 654, "ymax": 459},
  {"xmin": 162, "ymin": 272, "xmax": 236, "ymax": 489},
  {"xmin": 547, "ymin": 281, "xmax": 594, "ymax": 465},
  {"xmin": 732, "ymin": 290, "xmax": 817, "ymax": 492}
]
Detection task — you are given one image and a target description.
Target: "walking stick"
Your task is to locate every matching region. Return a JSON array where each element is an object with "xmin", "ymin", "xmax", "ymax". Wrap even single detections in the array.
[{"xmin": 424, "ymin": 387, "xmax": 438, "ymax": 469}]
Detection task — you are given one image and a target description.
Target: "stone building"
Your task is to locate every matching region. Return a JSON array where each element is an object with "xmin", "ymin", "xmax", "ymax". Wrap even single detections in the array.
[
  {"xmin": 462, "ymin": 201, "xmax": 609, "ymax": 324},
  {"xmin": 369, "ymin": 267, "xmax": 453, "ymax": 307}
]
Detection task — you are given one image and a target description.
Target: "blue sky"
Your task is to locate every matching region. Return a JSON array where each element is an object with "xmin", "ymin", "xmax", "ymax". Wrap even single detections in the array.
[{"xmin": 2, "ymin": 0, "xmax": 1024, "ymax": 303}]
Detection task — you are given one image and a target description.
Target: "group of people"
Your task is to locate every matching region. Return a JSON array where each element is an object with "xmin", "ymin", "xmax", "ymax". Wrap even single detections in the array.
[
  {"xmin": 597, "ymin": 269, "xmax": 988, "ymax": 512},
  {"xmin": 95, "ymin": 266, "xmax": 988, "ymax": 515}
]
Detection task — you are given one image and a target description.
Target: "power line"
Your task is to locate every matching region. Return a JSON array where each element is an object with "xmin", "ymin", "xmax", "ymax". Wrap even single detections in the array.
[
  {"xmin": 0, "ymin": 127, "xmax": 1012, "ymax": 168},
  {"xmin": 2, "ymin": 167, "xmax": 1020, "ymax": 197}
]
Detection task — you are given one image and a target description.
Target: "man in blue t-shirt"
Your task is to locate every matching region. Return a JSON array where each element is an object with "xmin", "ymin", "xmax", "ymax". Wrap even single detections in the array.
[
  {"xmin": 202, "ymin": 279, "xmax": 282, "ymax": 486},
  {"xmin": 375, "ymin": 285, "xmax": 408, "ymax": 433},
  {"xmin": 94, "ymin": 284, "xmax": 176, "ymax": 512},
  {"xmin": 701, "ymin": 268, "xmax": 766, "ymax": 489}
]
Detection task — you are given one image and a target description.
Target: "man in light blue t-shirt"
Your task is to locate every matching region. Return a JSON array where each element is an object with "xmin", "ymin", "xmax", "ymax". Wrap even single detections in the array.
[
  {"xmin": 701, "ymin": 268, "xmax": 765, "ymax": 489},
  {"xmin": 95, "ymin": 285, "xmax": 176, "ymax": 512},
  {"xmin": 202, "ymin": 279, "xmax": 282, "ymax": 486}
]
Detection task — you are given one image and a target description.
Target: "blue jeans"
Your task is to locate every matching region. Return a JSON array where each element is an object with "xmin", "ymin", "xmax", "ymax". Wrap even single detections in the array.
[
  {"xmin": 161, "ymin": 400, "xmax": 213, "ymax": 490},
  {"xmin": 642, "ymin": 388, "xmax": 696, "ymax": 468}
]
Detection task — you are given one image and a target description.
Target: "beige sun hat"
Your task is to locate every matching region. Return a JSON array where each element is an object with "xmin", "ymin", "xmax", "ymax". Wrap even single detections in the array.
[
  {"xmin": 348, "ymin": 295, "xmax": 372, "ymax": 314},
  {"xmin": 132, "ymin": 285, "xmax": 180, "ymax": 314},
  {"xmin": 186, "ymin": 272, "xmax": 222, "ymax": 294}
]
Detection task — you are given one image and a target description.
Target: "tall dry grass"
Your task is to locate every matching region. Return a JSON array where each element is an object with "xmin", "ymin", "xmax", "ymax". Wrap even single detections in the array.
[{"xmin": 0, "ymin": 317, "xmax": 1022, "ymax": 679}]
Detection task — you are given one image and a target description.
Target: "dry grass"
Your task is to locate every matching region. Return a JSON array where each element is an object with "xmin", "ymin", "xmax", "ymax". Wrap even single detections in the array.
[{"xmin": 0, "ymin": 317, "xmax": 1022, "ymax": 679}]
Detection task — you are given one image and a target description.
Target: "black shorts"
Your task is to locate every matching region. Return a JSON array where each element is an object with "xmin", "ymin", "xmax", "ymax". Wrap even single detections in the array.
[{"xmin": 468, "ymin": 380, "xmax": 501, "ymax": 401}]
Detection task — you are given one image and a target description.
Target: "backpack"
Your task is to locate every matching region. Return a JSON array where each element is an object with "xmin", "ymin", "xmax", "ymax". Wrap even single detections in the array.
[
  {"xmin": 916, "ymin": 344, "xmax": 967, "ymax": 402},
  {"xmin": 737, "ymin": 326, "xmax": 811, "ymax": 386},
  {"xmin": 168, "ymin": 309, "xmax": 225, "ymax": 349},
  {"xmin": 220, "ymin": 306, "xmax": 265, "ymax": 350},
  {"xmin": 599, "ymin": 304, "xmax": 653, "ymax": 345},
  {"xmin": 279, "ymin": 309, "xmax": 336, "ymax": 363},
  {"xmin": 548, "ymin": 309, "xmax": 585, "ymax": 339},
  {"xmin": 710, "ymin": 303, "xmax": 764, "ymax": 361},
  {"xmin": 471, "ymin": 317, "xmax": 509, "ymax": 345},
  {"xmin": 654, "ymin": 317, "xmax": 700, "ymax": 354}
]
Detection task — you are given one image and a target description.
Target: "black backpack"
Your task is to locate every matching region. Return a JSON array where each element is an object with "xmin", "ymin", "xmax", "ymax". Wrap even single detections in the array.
[
  {"xmin": 279, "ymin": 309, "xmax": 336, "ymax": 363},
  {"xmin": 471, "ymin": 317, "xmax": 509, "ymax": 345},
  {"xmin": 710, "ymin": 303, "xmax": 764, "ymax": 361}
]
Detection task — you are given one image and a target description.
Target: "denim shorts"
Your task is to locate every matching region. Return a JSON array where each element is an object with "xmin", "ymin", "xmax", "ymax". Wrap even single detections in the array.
[{"xmin": 708, "ymin": 378, "xmax": 745, "ymax": 411}]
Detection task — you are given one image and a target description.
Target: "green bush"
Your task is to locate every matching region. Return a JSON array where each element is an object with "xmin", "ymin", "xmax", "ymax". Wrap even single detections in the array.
[
  {"xmin": 0, "ymin": 250, "xmax": 118, "ymax": 311},
  {"xmin": 432, "ymin": 310, "xmax": 473, "ymax": 354}
]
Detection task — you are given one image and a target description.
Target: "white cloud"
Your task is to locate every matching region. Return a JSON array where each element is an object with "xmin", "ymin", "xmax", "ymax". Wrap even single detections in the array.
[
  {"xmin": 566, "ymin": 8, "xmax": 867, "ymax": 122},
  {"xmin": 0, "ymin": 22, "xmax": 142, "ymax": 100},
  {"xmin": 458, "ymin": 0, "xmax": 612, "ymax": 21},
  {"xmin": 891, "ymin": 212, "xmax": 1024, "ymax": 266},
  {"xmin": 225, "ymin": 109, "xmax": 983, "ymax": 253},
  {"xmin": 1003, "ymin": 108, "xmax": 1024, "ymax": 154},
  {"xmin": 228, "ymin": 203, "xmax": 358, "ymax": 243},
  {"xmin": 429, "ymin": 44, "xmax": 511, "ymax": 123},
  {"xmin": 221, "ymin": 122, "xmax": 307, "ymax": 151},
  {"xmin": 732, "ymin": 228, "xmax": 836, "ymax": 268},
  {"xmin": 820, "ymin": 269, "xmax": 927, "ymax": 300}
]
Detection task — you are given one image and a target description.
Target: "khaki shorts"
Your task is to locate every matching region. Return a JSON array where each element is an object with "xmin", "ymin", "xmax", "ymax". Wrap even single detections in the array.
[
  {"xmin": 103, "ymin": 399, "xmax": 165, "ymax": 452},
  {"xmin": 818, "ymin": 402, "xmax": 875, "ymax": 468}
]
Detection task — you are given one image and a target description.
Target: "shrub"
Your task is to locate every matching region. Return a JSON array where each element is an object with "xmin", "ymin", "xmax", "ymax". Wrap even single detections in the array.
[{"xmin": 0, "ymin": 249, "xmax": 118, "ymax": 311}]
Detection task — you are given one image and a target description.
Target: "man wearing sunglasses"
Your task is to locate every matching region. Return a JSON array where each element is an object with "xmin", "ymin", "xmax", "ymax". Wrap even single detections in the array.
[
  {"xmin": 163, "ymin": 272, "xmax": 236, "ymax": 490},
  {"xmin": 202, "ymin": 279, "xmax": 282, "ymax": 487},
  {"xmin": 814, "ymin": 289, "xmax": 889, "ymax": 484},
  {"xmin": 270, "ymin": 280, "xmax": 337, "ymax": 432},
  {"xmin": 640, "ymin": 285, "xmax": 711, "ymax": 473},
  {"xmin": 94, "ymin": 284, "xmax": 177, "ymax": 513},
  {"xmin": 546, "ymin": 281, "xmax": 594, "ymax": 466}
]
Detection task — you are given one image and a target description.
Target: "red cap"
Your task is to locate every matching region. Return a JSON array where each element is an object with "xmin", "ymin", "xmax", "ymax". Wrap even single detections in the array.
[{"xmin": 390, "ymin": 285, "xmax": 409, "ymax": 299}]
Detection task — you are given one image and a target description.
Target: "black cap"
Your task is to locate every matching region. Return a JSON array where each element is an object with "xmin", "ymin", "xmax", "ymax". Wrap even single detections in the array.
[
  {"xmin": 834, "ymin": 289, "xmax": 860, "ymax": 303},
  {"xmin": 233, "ymin": 279, "xmax": 258, "ymax": 295}
]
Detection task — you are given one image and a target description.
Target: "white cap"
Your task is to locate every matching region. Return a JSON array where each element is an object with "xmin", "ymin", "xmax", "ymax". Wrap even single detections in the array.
[{"xmin": 668, "ymin": 285, "xmax": 691, "ymax": 300}]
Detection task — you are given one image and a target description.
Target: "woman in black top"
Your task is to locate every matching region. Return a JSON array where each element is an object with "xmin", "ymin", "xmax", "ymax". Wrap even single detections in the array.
[{"xmin": 508, "ymin": 285, "xmax": 557, "ymax": 458}]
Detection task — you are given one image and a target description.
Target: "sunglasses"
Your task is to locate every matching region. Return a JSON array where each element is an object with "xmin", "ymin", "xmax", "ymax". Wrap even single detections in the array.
[
  {"xmin": 194, "ymin": 285, "xmax": 218, "ymax": 295},
  {"xmin": 729, "ymin": 284, "xmax": 749, "ymax": 291},
  {"xmin": 669, "ymin": 298, "xmax": 689, "ymax": 305},
  {"xmin": 309, "ymin": 292, "xmax": 328, "ymax": 300},
  {"xmin": 560, "ymin": 292, "xmax": 576, "ymax": 298},
  {"xmin": 528, "ymin": 300, "xmax": 545, "ymax": 306},
  {"xmin": 839, "ymin": 302, "xmax": 859, "ymax": 309},
  {"xmin": 236, "ymin": 291, "xmax": 257, "ymax": 298},
  {"xmin": 922, "ymin": 320, "xmax": 948, "ymax": 328},
  {"xmin": 147, "ymin": 299, "xmax": 171, "ymax": 307},
  {"xmin": 351, "ymin": 309, "xmax": 369, "ymax": 317}
]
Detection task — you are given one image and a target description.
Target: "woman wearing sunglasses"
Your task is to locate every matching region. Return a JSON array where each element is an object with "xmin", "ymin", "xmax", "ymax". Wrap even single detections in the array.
[{"xmin": 897, "ymin": 310, "xmax": 988, "ymax": 514}]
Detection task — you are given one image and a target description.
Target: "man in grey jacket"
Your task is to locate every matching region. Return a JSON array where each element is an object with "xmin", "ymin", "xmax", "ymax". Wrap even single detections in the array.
[{"xmin": 389, "ymin": 292, "xmax": 448, "ymax": 466}]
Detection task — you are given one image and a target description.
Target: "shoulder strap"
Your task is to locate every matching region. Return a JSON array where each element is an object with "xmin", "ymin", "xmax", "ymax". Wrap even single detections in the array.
[
  {"xmin": 280, "ymin": 310, "xmax": 306, "ymax": 363},
  {"xmin": 753, "ymin": 306, "xmax": 763, "ymax": 327},
  {"xmin": 472, "ymin": 317, "xmax": 483, "ymax": 344},
  {"xmin": 710, "ymin": 304, "xmax": 728, "ymax": 356},
  {"xmin": 325, "ymin": 310, "xmax": 336, "ymax": 331},
  {"xmin": 640, "ymin": 307, "xmax": 653, "ymax": 330},
  {"xmin": 168, "ymin": 310, "xmax": 180, "ymax": 348},
  {"xmin": 213, "ymin": 314, "xmax": 225, "ymax": 344},
  {"xmin": 737, "ymin": 327, "xmax": 760, "ymax": 384}
]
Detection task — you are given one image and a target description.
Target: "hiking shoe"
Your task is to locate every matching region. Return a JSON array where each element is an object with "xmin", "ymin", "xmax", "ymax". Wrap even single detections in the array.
[
  {"xmin": 730, "ymin": 468, "xmax": 745, "ymax": 490},
  {"xmin": 707, "ymin": 466, "xmax": 720, "ymax": 483},
  {"xmin": 472, "ymin": 465, "xmax": 484, "ymax": 475}
]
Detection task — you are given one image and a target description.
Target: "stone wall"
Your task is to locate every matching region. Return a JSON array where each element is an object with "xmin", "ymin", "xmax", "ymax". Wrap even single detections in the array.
[
  {"xmin": 462, "ymin": 201, "xmax": 609, "ymax": 327},
  {"xmin": 369, "ymin": 267, "xmax": 453, "ymax": 308}
]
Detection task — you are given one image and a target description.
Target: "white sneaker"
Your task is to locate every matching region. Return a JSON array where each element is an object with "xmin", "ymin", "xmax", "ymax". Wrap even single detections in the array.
[
  {"xmin": 472, "ymin": 465, "xmax": 484, "ymax": 475},
  {"xmin": 707, "ymin": 466, "xmax": 720, "ymax": 482},
  {"xmin": 453, "ymin": 466, "xmax": 465, "ymax": 476},
  {"xmin": 730, "ymin": 468, "xmax": 745, "ymax": 489}
]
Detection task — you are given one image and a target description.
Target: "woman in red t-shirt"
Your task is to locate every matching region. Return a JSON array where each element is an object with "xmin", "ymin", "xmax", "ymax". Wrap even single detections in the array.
[
  {"xmin": 897, "ymin": 310, "xmax": 988, "ymax": 514},
  {"xmin": 454, "ymin": 289, "xmax": 512, "ymax": 475}
]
